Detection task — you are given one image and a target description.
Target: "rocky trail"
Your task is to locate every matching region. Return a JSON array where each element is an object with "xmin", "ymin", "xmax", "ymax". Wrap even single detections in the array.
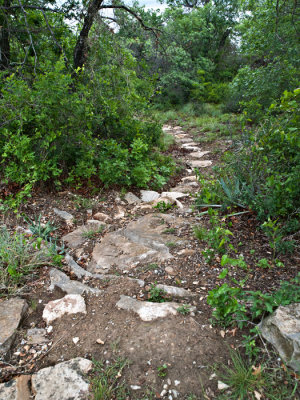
[{"xmin": 0, "ymin": 126, "xmax": 298, "ymax": 399}]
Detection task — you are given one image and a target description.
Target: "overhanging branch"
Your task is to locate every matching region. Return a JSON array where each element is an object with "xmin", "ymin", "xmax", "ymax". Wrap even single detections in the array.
[{"xmin": 100, "ymin": 5, "xmax": 161, "ymax": 37}]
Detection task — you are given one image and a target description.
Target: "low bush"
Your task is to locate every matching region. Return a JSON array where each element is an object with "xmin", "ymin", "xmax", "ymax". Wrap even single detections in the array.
[{"xmin": 0, "ymin": 227, "xmax": 62, "ymax": 296}]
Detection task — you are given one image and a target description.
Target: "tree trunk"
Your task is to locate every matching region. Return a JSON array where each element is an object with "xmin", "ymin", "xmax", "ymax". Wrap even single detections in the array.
[
  {"xmin": 73, "ymin": 0, "xmax": 104, "ymax": 70},
  {"xmin": 0, "ymin": 0, "xmax": 11, "ymax": 70}
]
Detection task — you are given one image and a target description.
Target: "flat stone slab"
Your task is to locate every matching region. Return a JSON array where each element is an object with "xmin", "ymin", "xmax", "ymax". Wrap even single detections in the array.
[
  {"xmin": 88, "ymin": 214, "xmax": 185, "ymax": 273},
  {"xmin": 169, "ymin": 184, "xmax": 195, "ymax": 193},
  {"xmin": 259, "ymin": 303, "xmax": 300, "ymax": 371},
  {"xmin": 117, "ymin": 295, "xmax": 190, "ymax": 321},
  {"xmin": 156, "ymin": 284, "xmax": 196, "ymax": 298},
  {"xmin": 53, "ymin": 208, "xmax": 74, "ymax": 222},
  {"xmin": 181, "ymin": 142, "xmax": 199, "ymax": 148},
  {"xmin": 161, "ymin": 191, "xmax": 189, "ymax": 200},
  {"xmin": 176, "ymin": 137, "xmax": 194, "ymax": 143},
  {"xmin": 43, "ymin": 294, "xmax": 86, "ymax": 324},
  {"xmin": 181, "ymin": 175, "xmax": 198, "ymax": 183},
  {"xmin": 189, "ymin": 160, "xmax": 212, "ymax": 168},
  {"xmin": 49, "ymin": 268, "xmax": 100, "ymax": 296},
  {"xmin": 93, "ymin": 212, "xmax": 112, "ymax": 223},
  {"xmin": 190, "ymin": 151, "xmax": 210, "ymax": 159},
  {"xmin": 27, "ymin": 328, "xmax": 49, "ymax": 344},
  {"xmin": 32, "ymin": 358, "xmax": 92, "ymax": 400},
  {"xmin": 140, "ymin": 190, "xmax": 160, "ymax": 203},
  {"xmin": 62, "ymin": 220, "xmax": 105, "ymax": 249},
  {"xmin": 0, "ymin": 298, "xmax": 28, "ymax": 357},
  {"xmin": 125, "ymin": 192, "xmax": 141, "ymax": 204},
  {"xmin": 65, "ymin": 254, "xmax": 93, "ymax": 279}
]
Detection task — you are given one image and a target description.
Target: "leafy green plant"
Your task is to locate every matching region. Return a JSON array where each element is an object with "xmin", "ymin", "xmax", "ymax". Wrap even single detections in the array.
[
  {"xmin": 177, "ymin": 304, "xmax": 191, "ymax": 315},
  {"xmin": 82, "ymin": 226, "xmax": 105, "ymax": 239},
  {"xmin": 148, "ymin": 284, "xmax": 167, "ymax": 303},
  {"xmin": 162, "ymin": 228, "xmax": 176, "ymax": 234},
  {"xmin": 221, "ymin": 254, "xmax": 247, "ymax": 270},
  {"xmin": 24, "ymin": 214, "xmax": 57, "ymax": 241},
  {"xmin": 166, "ymin": 241, "xmax": 176, "ymax": 248},
  {"xmin": 153, "ymin": 201, "xmax": 174, "ymax": 213},
  {"xmin": 157, "ymin": 364, "xmax": 168, "ymax": 378},
  {"xmin": 73, "ymin": 195, "xmax": 97, "ymax": 210},
  {"xmin": 194, "ymin": 208, "xmax": 233, "ymax": 263},
  {"xmin": 256, "ymin": 258, "xmax": 271, "ymax": 269}
]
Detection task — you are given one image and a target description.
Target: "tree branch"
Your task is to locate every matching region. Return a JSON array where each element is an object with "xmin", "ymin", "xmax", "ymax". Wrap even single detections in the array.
[
  {"xmin": 41, "ymin": 9, "xmax": 70, "ymax": 68},
  {"xmin": 1, "ymin": 5, "xmax": 63, "ymax": 13},
  {"xmin": 100, "ymin": 5, "xmax": 161, "ymax": 37},
  {"xmin": 17, "ymin": 0, "xmax": 37, "ymax": 73}
]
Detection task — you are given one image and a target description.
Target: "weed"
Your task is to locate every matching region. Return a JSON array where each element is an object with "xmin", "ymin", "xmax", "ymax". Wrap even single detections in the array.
[
  {"xmin": 256, "ymin": 258, "xmax": 271, "ymax": 269},
  {"xmin": 82, "ymin": 225, "xmax": 105, "ymax": 239},
  {"xmin": 194, "ymin": 208, "xmax": 233, "ymax": 263},
  {"xmin": 0, "ymin": 227, "xmax": 62, "ymax": 296},
  {"xmin": 143, "ymin": 263, "xmax": 158, "ymax": 272},
  {"xmin": 91, "ymin": 358, "xmax": 129, "ymax": 400},
  {"xmin": 157, "ymin": 364, "xmax": 168, "ymax": 378},
  {"xmin": 162, "ymin": 228, "xmax": 176, "ymax": 234},
  {"xmin": 218, "ymin": 350, "xmax": 264, "ymax": 399},
  {"xmin": 110, "ymin": 338, "xmax": 120, "ymax": 354},
  {"xmin": 24, "ymin": 214, "xmax": 58, "ymax": 241},
  {"xmin": 29, "ymin": 299, "xmax": 38, "ymax": 311},
  {"xmin": 148, "ymin": 284, "xmax": 167, "ymax": 303},
  {"xmin": 216, "ymin": 349, "xmax": 299, "ymax": 400},
  {"xmin": 166, "ymin": 241, "xmax": 176, "ymax": 248},
  {"xmin": 153, "ymin": 201, "xmax": 174, "ymax": 213},
  {"xmin": 221, "ymin": 254, "xmax": 247, "ymax": 270},
  {"xmin": 177, "ymin": 304, "xmax": 191, "ymax": 315},
  {"xmin": 73, "ymin": 195, "xmax": 97, "ymax": 210}
]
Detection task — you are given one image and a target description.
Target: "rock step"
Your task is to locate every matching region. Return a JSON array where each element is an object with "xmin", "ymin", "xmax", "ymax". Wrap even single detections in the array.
[{"xmin": 116, "ymin": 295, "xmax": 196, "ymax": 321}]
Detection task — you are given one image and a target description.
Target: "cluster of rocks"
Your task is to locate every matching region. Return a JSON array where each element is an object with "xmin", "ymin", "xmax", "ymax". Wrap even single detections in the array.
[{"xmin": 1, "ymin": 124, "xmax": 299, "ymax": 400}]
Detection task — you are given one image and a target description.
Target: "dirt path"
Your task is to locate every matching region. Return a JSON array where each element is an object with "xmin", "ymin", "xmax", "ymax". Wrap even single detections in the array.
[{"xmin": 0, "ymin": 126, "xmax": 247, "ymax": 399}]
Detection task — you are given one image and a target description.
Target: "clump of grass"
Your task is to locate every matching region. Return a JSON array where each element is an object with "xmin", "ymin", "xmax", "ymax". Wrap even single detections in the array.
[
  {"xmin": 162, "ymin": 227, "xmax": 176, "ymax": 234},
  {"xmin": 73, "ymin": 195, "xmax": 97, "ymax": 210},
  {"xmin": 91, "ymin": 358, "xmax": 129, "ymax": 400},
  {"xmin": 177, "ymin": 304, "xmax": 191, "ymax": 315},
  {"xmin": 82, "ymin": 225, "xmax": 105, "ymax": 239},
  {"xmin": 0, "ymin": 227, "xmax": 62, "ymax": 296},
  {"xmin": 216, "ymin": 349, "xmax": 299, "ymax": 400}
]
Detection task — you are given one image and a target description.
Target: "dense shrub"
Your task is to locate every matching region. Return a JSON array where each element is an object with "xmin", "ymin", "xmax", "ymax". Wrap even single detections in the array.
[
  {"xmin": 0, "ymin": 55, "xmax": 173, "ymax": 205},
  {"xmin": 212, "ymin": 89, "xmax": 300, "ymax": 228}
]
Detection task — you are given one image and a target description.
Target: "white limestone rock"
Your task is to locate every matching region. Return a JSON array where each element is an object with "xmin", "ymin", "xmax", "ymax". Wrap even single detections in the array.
[{"xmin": 43, "ymin": 294, "xmax": 86, "ymax": 325}]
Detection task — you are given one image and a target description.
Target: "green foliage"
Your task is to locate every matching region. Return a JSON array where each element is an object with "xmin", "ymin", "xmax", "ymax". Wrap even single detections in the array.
[
  {"xmin": 207, "ymin": 282, "xmax": 243, "ymax": 327},
  {"xmin": 24, "ymin": 214, "xmax": 58, "ymax": 242},
  {"xmin": 214, "ymin": 89, "xmax": 300, "ymax": 237},
  {"xmin": 153, "ymin": 201, "xmax": 174, "ymax": 213},
  {"xmin": 0, "ymin": 227, "xmax": 62, "ymax": 295},
  {"xmin": 91, "ymin": 358, "xmax": 129, "ymax": 400},
  {"xmin": 148, "ymin": 284, "xmax": 167, "ymax": 303},
  {"xmin": 194, "ymin": 208, "xmax": 233, "ymax": 263},
  {"xmin": 218, "ymin": 349, "xmax": 264, "ymax": 400},
  {"xmin": 82, "ymin": 226, "xmax": 105, "ymax": 239},
  {"xmin": 208, "ymin": 271, "xmax": 300, "ymax": 327},
  {"xmin": 157, "ymin": 364, "xmax": 168, "ymax": 378},
  {"xmin": 217, "ymin": 349, "xmax": 299, "ymax": 400},
  {"xmin": 221, "ymin": 254, "xmax": 247, "ymax": 271},
  {"xmin": 227, "ymin": 0, "xmax": 300, "ymax": 118},
  {"xmin": 177, "ymin": 304, "xmax": 191, "ymax": 315}
]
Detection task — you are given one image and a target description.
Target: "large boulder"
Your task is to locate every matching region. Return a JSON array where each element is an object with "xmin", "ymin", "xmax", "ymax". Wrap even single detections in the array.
[{"xmin": 258, "ymin": 303, "xmax": 300, "ymax": 372}]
